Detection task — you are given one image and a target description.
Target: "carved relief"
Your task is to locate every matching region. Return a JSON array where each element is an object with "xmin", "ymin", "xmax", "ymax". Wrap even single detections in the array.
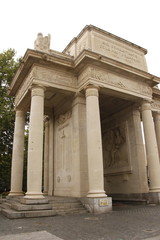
[
  {"xmin": 102, "ymin": 122, "xmax": 131, "ymax": 174},
  {"xmin": 78, "ymin": 66, "xmax": 152, "ymax": 97},
  {"xmin": 151, "ymin": 99, "xmax": 160, "ymax": 111},
  {"xmin": 33, "ymin": 66, "xmax": 77, "ymax": 88},
  {"xmin": 55, "ymin": 111, "xmax": 72, "ymax": 187},
  {"xmin": 57, "ymin": 111, "xmax": 72, "ymax": 125},
  {"xmin": 93, "ymin": 33, "xmax": 147, "ymax": 71}
]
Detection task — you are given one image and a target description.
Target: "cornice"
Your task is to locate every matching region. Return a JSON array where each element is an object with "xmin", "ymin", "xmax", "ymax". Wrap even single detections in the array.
[
  {"xmin": 74, "ymin": 49, "xmax": 160, "ymax": 87},
  {"xmin": 9, "ymin": 49, "xmax": 74, "ymax": 96}
]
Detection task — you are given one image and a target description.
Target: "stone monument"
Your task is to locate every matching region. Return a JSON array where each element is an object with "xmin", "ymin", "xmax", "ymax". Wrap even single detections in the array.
[{"xmin": 7, "ymin": 25, "xmax": 160, "ymax": 215}]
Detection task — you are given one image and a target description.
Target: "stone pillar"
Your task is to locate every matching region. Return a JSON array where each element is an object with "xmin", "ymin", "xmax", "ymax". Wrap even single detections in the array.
[
  {"xmin": 25, "ymin": 85, "xmax": 45, "ymax": 199},
  {"xmin": 43, "ymin": 117, "xmax": 49, "ymax": 195},
  {"xmin": 9, "ymin": 110, "xmax": 25, "ymax": 196},
  {"xmin": 141, "ymin": 99, "xmax": 160, "ymax": 192},
  {"xmin": 85, "ymin": 85, "xmax": 106, "ymax": 197},
  {"xmin": 153, "ymin": 111, "xmax": 160, "ymax": 157},
  {"xmin": 48, "ymin": 114, "xmax": 54, "ymax": 196}
]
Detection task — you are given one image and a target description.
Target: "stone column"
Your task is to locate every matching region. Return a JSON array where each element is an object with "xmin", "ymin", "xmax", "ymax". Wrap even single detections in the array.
[
  {"xmin": 25, "ymin": 85, "xmax": 45, "ymax": 199},
  {"xmin": 9, "ymin": 110, "xmax": 25, "ymax": 196},
  {"xmin": 85, "ymin": 85, "xmax": 106, "ymax": 197},
  {"xmin": 43, "ymin": 117, "xmax": 49, "ymax": 195},
  {"xmin": 48, "ymin": 114, "xmax": 54, "ymax": 196},
  {"xmin": 153, "ymin": 111, "xmax": 160, "ymax": 157},
  {"xmin": 141, "ymin": 99, "xmax": 160, "ymax": 192}
]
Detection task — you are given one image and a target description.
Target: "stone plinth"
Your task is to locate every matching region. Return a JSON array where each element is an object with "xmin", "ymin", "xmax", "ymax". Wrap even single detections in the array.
[{"xmin": 80, "ymin": 197, "xmax": 112, "ymax": 214}]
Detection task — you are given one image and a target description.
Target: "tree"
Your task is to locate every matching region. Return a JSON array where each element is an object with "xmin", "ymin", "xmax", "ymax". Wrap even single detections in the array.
[{"xmin": 0, "ymin": 49, "xmax": 20, "ymax": 193}]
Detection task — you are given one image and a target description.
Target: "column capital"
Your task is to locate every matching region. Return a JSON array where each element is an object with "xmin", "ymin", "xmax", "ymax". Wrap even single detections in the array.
[
  {"xmin": 141, "ymin": 99, "xmax": 153, "ymax": 111},
  {"xmin": 30, "ymin": 85, "xmax": 46, "ymax": 97},
  {"xmin": 85, "ymin": 84, "xmax": 100, "ymax": 97}
]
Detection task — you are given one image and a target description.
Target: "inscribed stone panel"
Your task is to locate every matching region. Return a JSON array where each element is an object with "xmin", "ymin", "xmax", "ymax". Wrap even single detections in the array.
[
  {"xmin": 92, "ymin": 32, "xmax": 148, "ymax": 71},
  {"xmin": 55, "ymin": 111, "xmax": 72, "ymax": 188}
]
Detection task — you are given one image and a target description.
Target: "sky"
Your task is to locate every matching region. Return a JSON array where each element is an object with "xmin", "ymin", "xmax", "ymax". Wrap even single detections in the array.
[{"xmin": 1, "ymin": 0, "xmax": 160, "ymax": 77}]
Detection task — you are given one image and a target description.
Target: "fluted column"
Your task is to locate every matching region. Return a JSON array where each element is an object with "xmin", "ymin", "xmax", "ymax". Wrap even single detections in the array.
[
  {"xmin": 43, "ymin": 117, "xmax": 49, "ymax": 195},
  {"xmin": 9, "ymin": 110, "xmax": 25, "ymax": 196},
  {"xmin": 85, "ymin": 85, "xmax": 106, "ymax": 197},
  {"xmin": 153, "ymin": 111, "xmax": 160, "ymax": 157},
  {"xmin": 25, "ymin": 85, "xmax": 45, "ymax": 198},
  {"xmin": 141, "ymin": 99, "xmax": 160, "ymax": 192}
]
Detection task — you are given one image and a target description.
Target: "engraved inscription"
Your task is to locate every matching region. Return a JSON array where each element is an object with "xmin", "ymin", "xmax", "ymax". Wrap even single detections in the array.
[
  {"xmin": 94, "ymin": 33, "xmax": 147, "ymax": 71},
  {"xmin": 99, "ymin": 199, "xmax": 108, "ymax": 206}
]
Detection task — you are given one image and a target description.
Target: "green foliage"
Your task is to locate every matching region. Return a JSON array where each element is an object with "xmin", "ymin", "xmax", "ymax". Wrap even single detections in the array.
[{"xmin": 0, "ymin": 49, "xmax": 20, "ymax": 192}]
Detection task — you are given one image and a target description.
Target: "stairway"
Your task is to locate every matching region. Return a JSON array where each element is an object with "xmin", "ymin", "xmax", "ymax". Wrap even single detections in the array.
[
  {"xmin": 0, "ymin": 196, "xmax": 88, "ymax": 219},
  {"xmin": 48, "ymin": 196, "xmax": 88, "ymax": 215}
]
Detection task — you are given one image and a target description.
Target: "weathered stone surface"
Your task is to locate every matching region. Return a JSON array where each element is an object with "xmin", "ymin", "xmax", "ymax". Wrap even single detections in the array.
[
  {"xmin": 8, "ymin": 25, "xmax": 160, "ymax": 215},
  {"xmin": 0, "ymin": 231, "xmax": 62, "ymax": 240}
]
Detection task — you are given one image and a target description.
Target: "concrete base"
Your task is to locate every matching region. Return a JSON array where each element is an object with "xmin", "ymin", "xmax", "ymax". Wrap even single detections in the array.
[{"xmin": 80, "ymin": 197, "xmax": 112, "ymax": 213}]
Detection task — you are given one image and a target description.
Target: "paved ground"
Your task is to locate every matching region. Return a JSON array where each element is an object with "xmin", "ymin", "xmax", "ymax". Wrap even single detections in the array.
[{"xmin": 0, "ymin": 203, "xmax": 160, "ymax": 240}]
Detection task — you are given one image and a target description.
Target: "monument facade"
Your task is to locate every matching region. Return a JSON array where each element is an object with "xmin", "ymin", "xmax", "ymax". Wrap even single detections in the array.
[{"xmin": 8, "ymin": 25, "xmax": 160, "ymax": 212}]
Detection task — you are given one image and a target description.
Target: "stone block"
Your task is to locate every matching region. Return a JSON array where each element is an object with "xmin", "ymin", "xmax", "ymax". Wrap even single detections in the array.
[
  {"xmin": 148, "ymin": 192, "xmax": 160, "ymax": 204},
  {"xmin": 80, "ymin": 197, "xmax": 112, "ymax": 214},
  {"xmin": 20, "ymin": 198, "xmax": 49, "ymax": 205},
  {"xmin": 1, "ymin": 208, "xmax": 56, "ymax": 219},
  {"xmin": 11, "ymin": 203, "xmax": 52, "ymax": 211}
]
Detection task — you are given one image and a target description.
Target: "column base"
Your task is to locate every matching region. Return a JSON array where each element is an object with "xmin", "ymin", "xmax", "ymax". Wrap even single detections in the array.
[
  {"xmin": 24, "ymin": 192, "xmax": 44, "ymax": 199},
  {"xmin": 149, "ymin": 188, "xmax": 160, "ymax": 192},
  {"xmin": 80, "ymin": 197, "xmax": 112, "ymax": 213},
  {"xmin": 43, "ymin": 191, "xmax": 48, "ymax": 196},
  {"xmin": 87, "ymin": 190, "xmax": 107, "ymax": 198},
  {"xmin": 8, "ymin": 192, "xmax": 24, "ymax": 196}
]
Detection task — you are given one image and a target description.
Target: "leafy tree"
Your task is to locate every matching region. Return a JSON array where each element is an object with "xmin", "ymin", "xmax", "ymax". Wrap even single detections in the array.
[{"xmin": 0, "ymin": 49, "xmax": 20, "ymax": 193}]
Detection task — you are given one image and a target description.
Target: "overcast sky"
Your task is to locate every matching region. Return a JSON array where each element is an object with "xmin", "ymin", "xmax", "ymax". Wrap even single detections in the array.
[{"xmin": 1, "ymin": 0, "xmax": 160, "ymax": 76}]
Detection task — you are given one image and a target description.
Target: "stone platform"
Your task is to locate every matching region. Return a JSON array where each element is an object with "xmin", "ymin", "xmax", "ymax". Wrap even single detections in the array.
[{"xmin": 0, "ymin": 196, "xmax": 88, "ymax": 219}]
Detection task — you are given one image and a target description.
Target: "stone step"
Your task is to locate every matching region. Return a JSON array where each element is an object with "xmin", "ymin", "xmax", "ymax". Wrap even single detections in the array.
[
  {"xmin": 11, "ymin": 203, "xmax": 52, "ymax": 211},
  {"xmin": 2, "ymin": 208, "xmax": 57, "ymax": 219},
  {"xmin": 48, "ymin": 197, "xmax": 79, "ymax": 203},
  {"xmin": 51, "ymin": 202, "xmax": 82, "ymax": 209},
  {"xmin": 0, "ymin": 202, "xmax": 12, "ymax": 210},
  {"xmin": 55, "ymin": 207, "xmax": 88, "ymax": 215}
]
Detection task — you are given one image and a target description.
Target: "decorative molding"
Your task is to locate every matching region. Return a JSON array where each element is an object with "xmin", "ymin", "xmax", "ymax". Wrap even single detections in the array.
[
  {"xmin": 141, "ymin": 99, "xmax": 153, "ymax": 111},
  {"xmin": 85, "ymin": 85, "xmax": 99, "ymax": 97},
  {"xmin": 33, "ymin": 66, "xmax": 77, "ymax": 88},
  {"xmin": 31, "ymin": 85, "xmax": 45, "ymax": 97},
  {"xmin": 151, "ymin": 99, "xmax": 160, "ymax": 111},
  {"xmin": 78, "ymin": 66, "xmax": 152, "ymax": 97},
  {"xmin": 15, "ymin": 72, "xmax": 33, "ymax": 106}
]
